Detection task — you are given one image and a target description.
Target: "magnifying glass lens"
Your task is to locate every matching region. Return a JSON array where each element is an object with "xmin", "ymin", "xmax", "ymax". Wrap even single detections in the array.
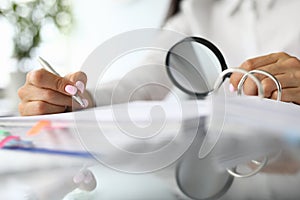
[{"xmin": 166, "ymin": 37, "xmax": 227, "ymax": 97}]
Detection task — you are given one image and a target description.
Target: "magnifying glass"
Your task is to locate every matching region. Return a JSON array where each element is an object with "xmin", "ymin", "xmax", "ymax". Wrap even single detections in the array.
[
  {"xmin": 165, "ymin": 37, "xmax": 234, "ymax": 200},
  {"xmin": 165, "ymin": 37, "xmax": 280, "ymax": 199},
  {"xmin": 165, "ymin": 37, "xmax": 228, "ymax": 98}
]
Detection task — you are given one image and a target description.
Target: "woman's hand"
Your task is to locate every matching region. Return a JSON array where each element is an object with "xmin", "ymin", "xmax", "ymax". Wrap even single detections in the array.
[
  {"xmin": 18, "ymin": 69, "xmax": 94, "ymax": 116},
  {"xmin": 249, "ymin": 151, "xmax": 300, "ymax": 175},
  {"xmin": 230, "ymin": 52, "xmax": 300, "ymax": 104}
]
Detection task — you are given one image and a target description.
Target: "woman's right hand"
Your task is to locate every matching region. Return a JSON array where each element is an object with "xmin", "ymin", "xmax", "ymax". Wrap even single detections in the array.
[
  {"xmin": 18, "ymin": 69, "xmax": 93, "ymax": 116},
  {"xmin": 230, "ymin": 52, "xmax": 300, "ymax": 104}
]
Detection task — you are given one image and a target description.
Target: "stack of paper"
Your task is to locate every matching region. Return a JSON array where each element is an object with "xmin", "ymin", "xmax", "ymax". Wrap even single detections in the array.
[
  {"xmin": 202, "ymin": 94, "xmax": 300, "ymax": 169},
  {"xmin": 1, "ymin": 96, "xmax": 300, "ymax": 171}
]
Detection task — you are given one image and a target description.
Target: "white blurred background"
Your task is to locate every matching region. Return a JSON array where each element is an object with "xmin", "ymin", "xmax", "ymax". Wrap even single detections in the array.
[
  {"xmin": 0, "ymin": 0, "xmax": 171, "ymax": 114},
  {"xmin": 0, "ymin": 0, "xmax": 170, "ymax": 89}
]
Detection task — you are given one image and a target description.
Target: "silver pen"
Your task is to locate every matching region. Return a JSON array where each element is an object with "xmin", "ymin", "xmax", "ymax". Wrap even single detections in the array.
[{"xmin": 38, "ymin": 56, "xmax": 85, "ymax": 107}]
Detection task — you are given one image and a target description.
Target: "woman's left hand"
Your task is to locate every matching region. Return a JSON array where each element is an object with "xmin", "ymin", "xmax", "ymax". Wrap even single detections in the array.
[
  {"xmin": 249, "ymin": 151, "xmax": 300, "ymax": 174},
  {"xmin": 230, "ymin": 52, "xmax": 300, "ymax": 104}
]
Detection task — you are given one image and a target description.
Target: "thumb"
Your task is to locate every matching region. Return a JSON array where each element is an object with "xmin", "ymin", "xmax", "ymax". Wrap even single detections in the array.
[{"xmin": 65, "ymin": 71, "xmax": 87, "ymax": 94}]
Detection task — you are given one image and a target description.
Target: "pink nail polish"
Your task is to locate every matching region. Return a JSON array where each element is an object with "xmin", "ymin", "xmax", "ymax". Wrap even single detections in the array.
[
  {"xmin": 82, "ymin": 99, "xmax": 89, "ymax": 108},
  {"xmin": 73, "ymin": 172, "xmax": 85, "ymax": 184},
  {"xmin": 229, "ymin": 84, "xmax": 235, "ymax": 92},
  {"xmin": 76, "ymin": 81, "xmax": 85, "ymax": 93},
  {"xmin": 65, "ymin": 85, "xmax": 77, "ymax": 95}
]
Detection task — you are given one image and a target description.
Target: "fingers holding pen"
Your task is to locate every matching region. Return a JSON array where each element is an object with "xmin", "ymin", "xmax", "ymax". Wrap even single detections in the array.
[
  {"xmin": 65, "ymin": 71, "xmax": 91, "ymax": 108},
  {"xmin": 27, "ymin": 69, "xmax": 79, "ymax": 96},
  {"xmin": 65, "ymin": 71, "xmax": 94, "ymax": 108},
  {"xmin": 66, "ymin": 71, "xmax": 87, "ymax": 94},
  {"xmin": 18, "ymin": 69, "xmax": 91, "ymax": 115},
  {"xmin": 18, "ymin": 84, "xmax": 73, "ymax": 107},
  {"xmin": 27, "ymin": 69, "xmax": 90, "ymax": 107}
]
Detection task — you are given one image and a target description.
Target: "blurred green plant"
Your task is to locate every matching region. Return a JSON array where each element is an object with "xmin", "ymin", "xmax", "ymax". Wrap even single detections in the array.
[{"xmin": 0, "ymin": 0, "xmax": 73, "ymax": 64}]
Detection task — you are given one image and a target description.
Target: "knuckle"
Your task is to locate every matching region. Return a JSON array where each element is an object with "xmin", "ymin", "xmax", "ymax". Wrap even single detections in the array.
[
  {"xmin": 253, "ymin": 73, "xmax": 264, "ymax": 81},
  {"xmin": 30, "ymin": 69, "xmax": 45, "ymax": 85},
  {"xmin": 35, "ymin": 101, "xmax": 47, "ymax": 114},
  {"xmin": 75, "ymin": 71, "xmax": 87, "ymax": 78},
  {"xmin": 271, "ymin": 90, "xmax": 278, "ymax": 99},
  {"xmin": 230, "ymin": 73, "xmax": 243, "ymax": 87},
  {"xmin": 287, "ymin": 57, "xmax": 300, "ymax": 66},
  {"xmin": 70, "ymin": 71, "xmax": 88, "ymax": 83},
  {"xmin": 262, "ymin": 80, "xmax": 273, "ymax": 97},
  {"xmin": 243, "ymin": 60, "xmax": 255, "ymax": 71},
  {"xmin": 295, "ymin": 70, "xmax": 300, "ymax": 79},
  {"xmin": 243, "ymin": 78, "xmax": 257, "ymax": 95},
  {"xmin": 80, "ymin": 72, "xmax": 88, "ymax": 83},
  {"xmin": 268, "ymin": 52, "xmax": 277, "ymax": 59},
  {"xmin": 43, "ymin": 90, "xmax": 55, "ymax": 101},
  {"xmin": 55, "ymin": 77, "xmax": 65, "ymax": 91},
  {"xmin": 17, "ymin": 86, "xmax": 25, "ymax": 99},
  {"xmin": 26, "ymin": 71, "xmax": 32, "ymax": 81},
  {"xmin": 277, "ymin": 52, "xmax": 289, "ymax": 58},
  {"xmin": 287, "ymin": 71, "xmax": 296, "ymax": 80}
]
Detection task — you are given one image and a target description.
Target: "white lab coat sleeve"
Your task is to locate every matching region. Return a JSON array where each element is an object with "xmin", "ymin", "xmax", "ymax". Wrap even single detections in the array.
[{"xmin": 92, "ymin": 13, "xmax": 193, "ymax": 106}]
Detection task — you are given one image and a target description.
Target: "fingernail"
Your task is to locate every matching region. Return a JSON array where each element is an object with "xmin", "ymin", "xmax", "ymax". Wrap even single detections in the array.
[
  {"xmin": 229, "ymin": 84, "xmax": 235, "ymax": 92},
  {"xmin": 65, "ymin": 85, "xmax": 78, "ymax": 95},
  {"xmin": 83, "ymin": 172, "xmax": 93, "ymax": 184},
  {"xmin": 73, "ymin": 172, "xmax": 85, "ymax": 184},
  {"xmin": 75, "ymin": 81, "xmax": 85, "ymax": 93},
  {"xmin": 82, "ymin": 99, "xmax": 89, "ymax": 108}
]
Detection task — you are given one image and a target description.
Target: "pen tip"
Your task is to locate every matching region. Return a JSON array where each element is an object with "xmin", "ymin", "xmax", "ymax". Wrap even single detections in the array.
[
  {"xmin": 38, "ymin": 56, "xmax": 44, "ymax": 62},
  {"xmin": 37, "ymin": 56, "xmax": 48, "ymax": 67}
]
